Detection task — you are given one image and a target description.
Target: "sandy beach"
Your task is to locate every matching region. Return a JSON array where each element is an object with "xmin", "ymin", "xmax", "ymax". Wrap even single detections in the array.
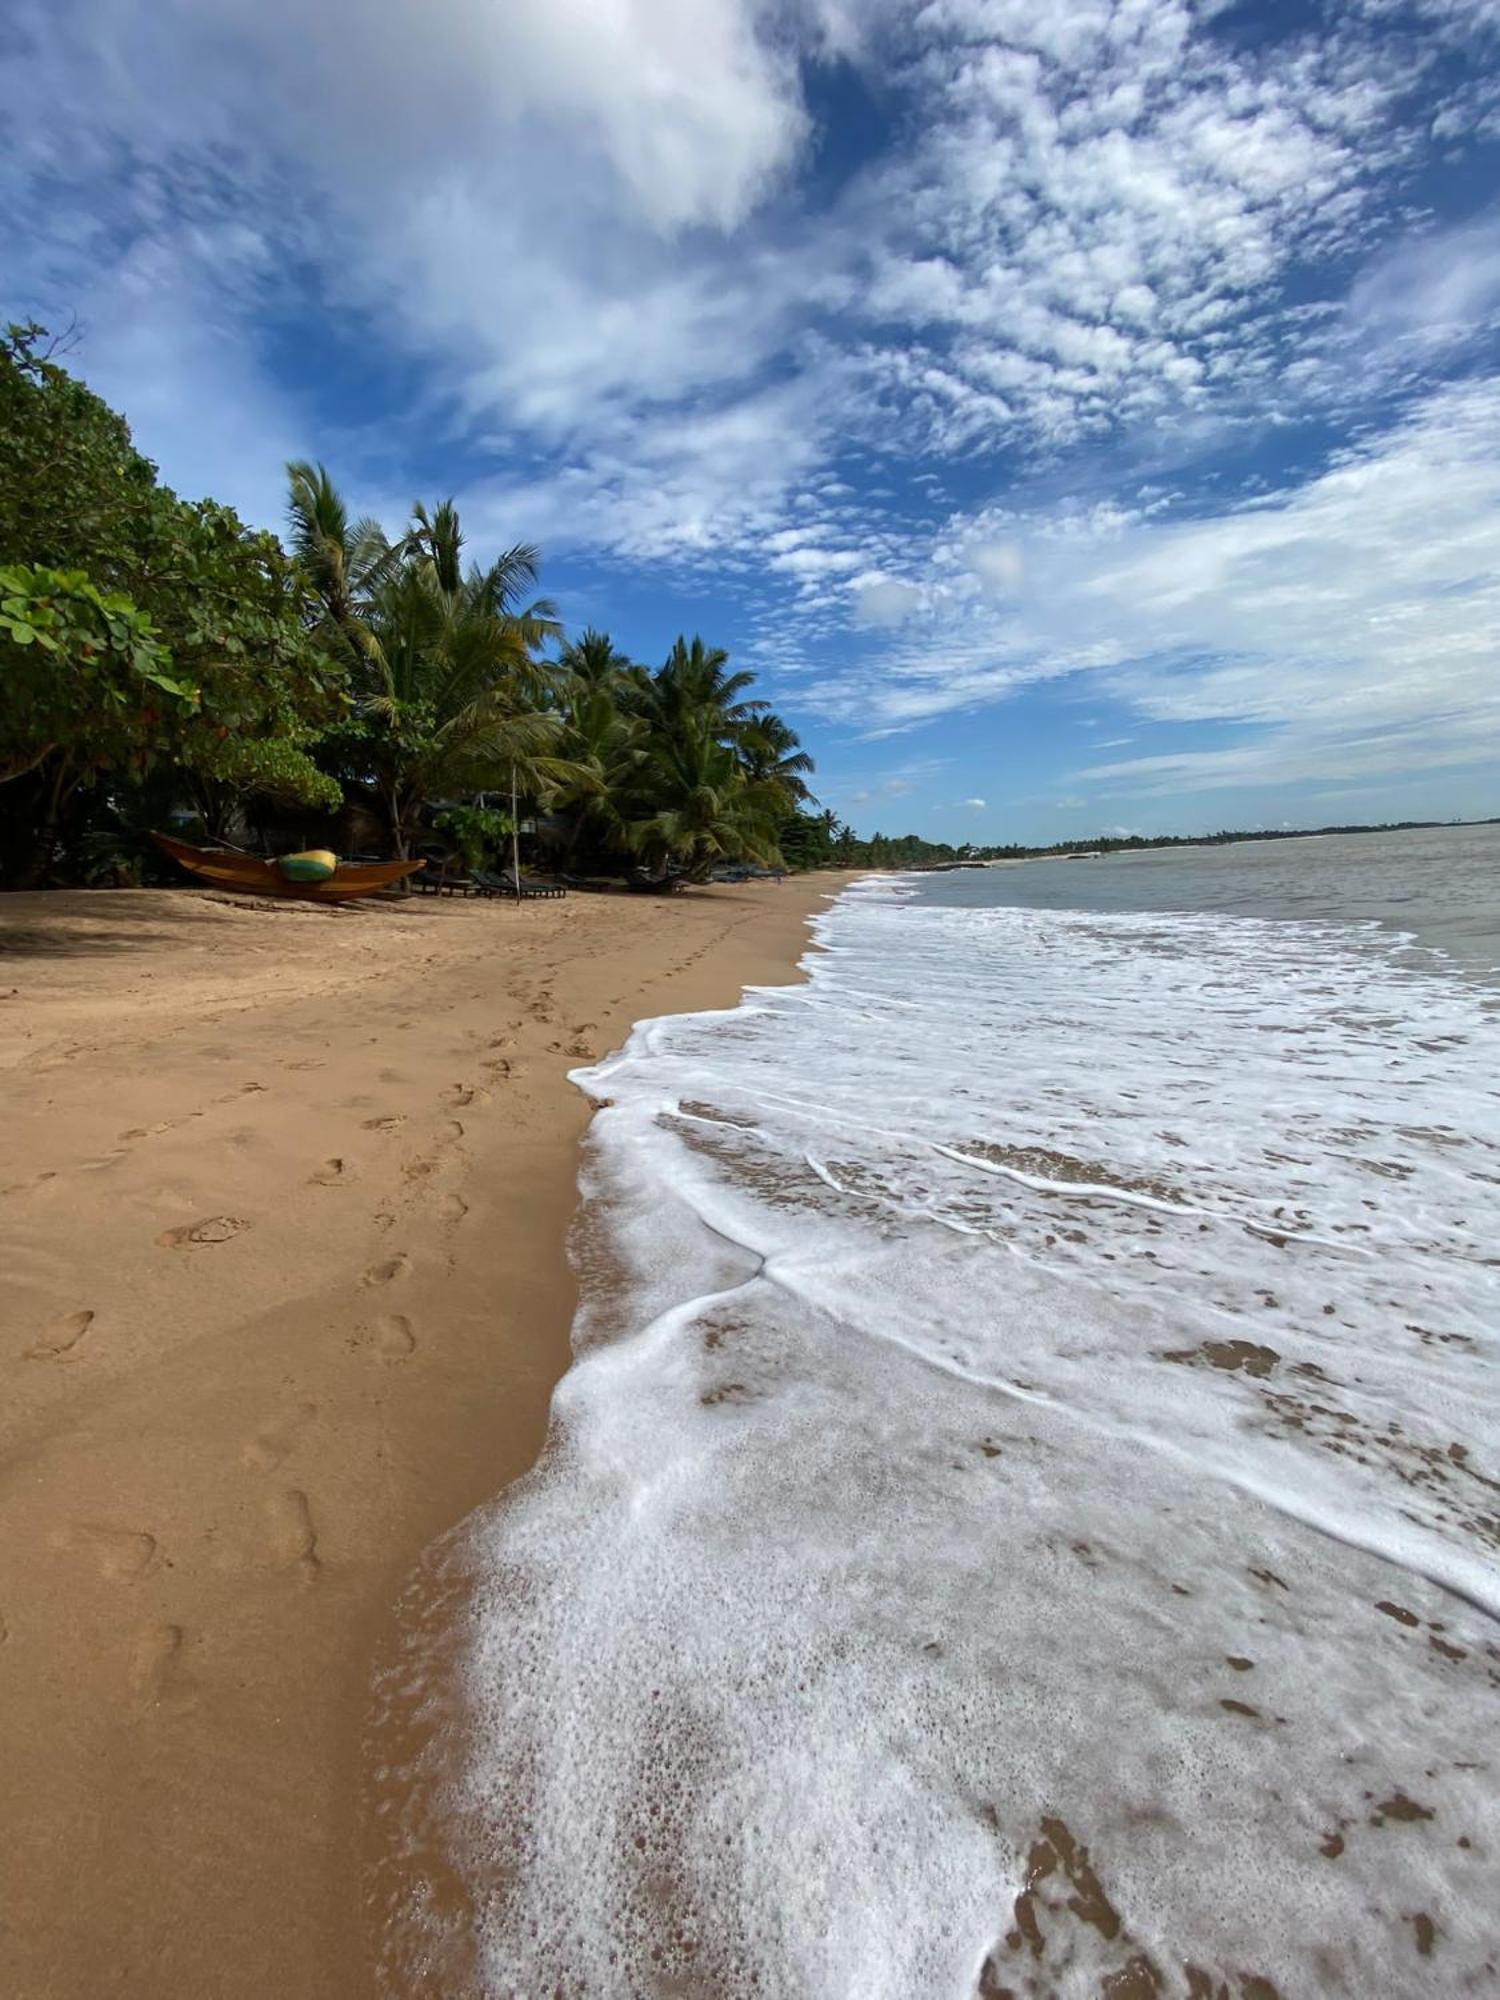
[{"xmin": 0, "ymin": 875, "xmax": 841, "ymax": 2000}]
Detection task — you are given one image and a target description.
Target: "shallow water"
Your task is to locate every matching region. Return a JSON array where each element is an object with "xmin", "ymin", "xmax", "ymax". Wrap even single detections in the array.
[
  {"xmin": 935, "ymin": 821, "xmax": 1500, "ymax": 980},
  {"xmin": 380, "ymin": 831, "xmax": 1500, "ymax": 1998}
]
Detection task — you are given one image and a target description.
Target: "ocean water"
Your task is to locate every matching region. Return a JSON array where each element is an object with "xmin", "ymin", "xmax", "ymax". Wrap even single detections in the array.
[{"xmin": 377, "ymin": 826, "xmax": 1500, "ymax": 1999}]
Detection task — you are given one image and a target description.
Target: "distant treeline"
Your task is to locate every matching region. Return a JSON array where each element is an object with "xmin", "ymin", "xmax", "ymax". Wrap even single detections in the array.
[
  {"xmin": 778, "ymin": 816, "xmax": 1498, "ymax": 873},
  {"xmin": 970, "ymin": 818, "xmax": 1498, "ymax": 861}
]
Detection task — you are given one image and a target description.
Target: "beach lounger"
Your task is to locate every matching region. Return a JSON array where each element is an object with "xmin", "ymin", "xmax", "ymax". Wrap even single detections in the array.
[
  {"xmin": 421, "ymin": 863, "xmax": 474, "ymax": 896},
  {"xmin": 471, "ymin": 869, "xmax": 567, "ymax": 900}
]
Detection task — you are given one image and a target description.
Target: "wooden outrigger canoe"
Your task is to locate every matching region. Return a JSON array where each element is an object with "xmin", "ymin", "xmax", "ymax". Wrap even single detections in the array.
[{"xmin": 152, "ymin": 833, "xmax": 425, "ymax": 903}]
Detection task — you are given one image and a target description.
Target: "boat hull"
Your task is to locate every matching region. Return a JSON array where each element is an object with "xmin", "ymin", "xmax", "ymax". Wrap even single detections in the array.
[{"xmin": 152, "ymin": 834, "xmax": 425, "ymax": 902}]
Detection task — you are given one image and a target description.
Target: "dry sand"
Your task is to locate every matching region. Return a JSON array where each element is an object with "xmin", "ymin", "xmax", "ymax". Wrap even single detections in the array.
[{"xmin": 0, "ymin": 875, "xmax": 842, "ymax": 1999}]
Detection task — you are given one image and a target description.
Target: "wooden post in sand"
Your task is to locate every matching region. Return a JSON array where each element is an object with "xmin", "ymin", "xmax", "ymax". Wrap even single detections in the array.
[{"xmin": 510, "ymin": 763, "xmax": 522, "ymax": 902}]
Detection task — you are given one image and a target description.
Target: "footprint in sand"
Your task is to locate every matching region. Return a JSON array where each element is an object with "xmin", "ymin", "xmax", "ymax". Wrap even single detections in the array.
[
  {"xmin": 241, "ymin": 1401, "xmax": 318, "ymax": 1473},
  {"xmin": 155, "ymin": 1215, "xmax": 248, "ymax": 1249},
  {"xmin": 434, "ymin": 1192, "xmax": 468, "ymax": 1226},
  {"xmin": 375, "ymin": 1313, "xmax": 417, "ymax": 1362},
  {"xmin": 363, "ymin": 1252, "xmax": 412, "ymax": 1287},
  {"xmin": 361, "ymin": 1115, "xmax": 405, "ymax": 1134},
  {"xmin": 309, "ymin": 1157, "xmax": 352, "ymax": 1186},
  {"xmin": 262, "ymin": 1489, "xmax": 320, "ymax": 1580},
  {"xmin": 56, "ymin": 1523, "xmax": 158, "ymax": 1581},
  {"xmin": 25, "ymin": 1308, "xmax": 96, "ymax": 1361},
  {"xmin": 443, "ymin": 1083, "xmax": 485, "ymax": 1109},
  {"xmin": 121, "ymin": 1117, "xmax": 179, "ymax": 1141},
  {"xmin": 129, "ymin": 1623, "xmax": 195, "ymax": 1710}
]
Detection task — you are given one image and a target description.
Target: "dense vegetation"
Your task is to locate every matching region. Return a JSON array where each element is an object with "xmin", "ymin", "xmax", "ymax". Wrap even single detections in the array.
[
  {"xmin": 0, "ymin": 325, "xmax": 346, "ymax": 886},
  {"xmin": 0, "ymin": 325, "xmax": 819, "ymax": 890}
]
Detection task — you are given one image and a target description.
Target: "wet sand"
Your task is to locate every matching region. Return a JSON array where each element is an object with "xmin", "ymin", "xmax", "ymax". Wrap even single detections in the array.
[{"xmin": 0, "ymin": 876, "xmax": 842, "ymax": 1999}]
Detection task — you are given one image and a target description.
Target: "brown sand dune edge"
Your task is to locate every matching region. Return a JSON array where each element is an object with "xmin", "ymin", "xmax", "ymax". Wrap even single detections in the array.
[{"xmin": 0, "ymin": 876, "xmax": 848, "ymax": 2000}]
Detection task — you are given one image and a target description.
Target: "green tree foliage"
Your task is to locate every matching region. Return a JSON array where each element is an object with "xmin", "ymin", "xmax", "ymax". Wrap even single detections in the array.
[
  {"xmin": 433, "ymin": 803, "xmax": 516, "ymax": 871},
  {"xmin": 0, "ymin": 326, "xmax": 344, "ymax": 881},
  {"xmin": 0, "ymin": 324, "xmax": 155, "ymax": 576},
  {"xmin": 548, "ymin": 631, "xmax": 815, "ymax": 882},
  {"xmin": 559, "ymin": 627, "xmax": 633, "ymax": 688},
  {"xmin": 0, "ymin": 565, "xmax": 192, "ymax": 787},
  {"xmin": 292, "ymin": 468, "xmax": 573, "ymax": 858},
  {"xmin": 774, "ymin": 812, "xmax": 978, "ymax": 872},
  {"xmin": 0, "ymin": 329, "xmax": 830, "ymax": 892}
]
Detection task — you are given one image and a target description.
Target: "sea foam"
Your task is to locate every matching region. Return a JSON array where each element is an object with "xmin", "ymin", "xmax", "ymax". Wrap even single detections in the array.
[{"xmin": 378, "ymin": 877, "xmax": 1500, "ymax": 1997}]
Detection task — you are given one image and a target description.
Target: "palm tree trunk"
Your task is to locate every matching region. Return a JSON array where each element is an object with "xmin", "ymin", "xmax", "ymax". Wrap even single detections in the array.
[
  {"xmin": 382, "ymin": 781, "xmax": 417, "ymax": 891},
  {"xmin": 383, "ymin": 781, "xmax": 409, "ymax": 861}
]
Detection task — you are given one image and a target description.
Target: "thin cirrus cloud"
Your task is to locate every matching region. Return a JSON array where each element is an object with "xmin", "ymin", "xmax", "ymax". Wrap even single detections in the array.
[
  {"xmin": 802, "ymin": 372, "xmax": 1500, "ymax": 793},
  {"xmin": 4, "ymin": 0, "xmax": 1500, "ymax": 819}
]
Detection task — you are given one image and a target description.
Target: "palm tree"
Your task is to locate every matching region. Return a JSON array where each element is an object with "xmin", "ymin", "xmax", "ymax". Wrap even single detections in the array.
[
  {"xmin": 625, "ymin": 715, "xmax": 785, "ymax": 882},
  {"xmin": 549, "ymin": 680, "xmax": 645, "ymax": 870},
  {"xmin": 560, "ymin": 627, "xmax": 633, "ymax": 689},
  {"xmin": 734, "ymin": 711, "xmax": 815, "ymax": 807},
  {"xmin": 357, "ymin": 549, "xmax": 567, "ymax": 860},
  {"xmin": 285, "ymin": 460, "xmax": 402, "ymax": 660},
  {"xmin": 638, "ymin": 635, "xmax": 766, "ymax": 735},
  {"xmin": 291, "ymin": 469, "xmax": 571, "ymax": 858}
]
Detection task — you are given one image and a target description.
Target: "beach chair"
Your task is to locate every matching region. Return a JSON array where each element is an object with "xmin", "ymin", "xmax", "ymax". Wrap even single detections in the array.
[
  {"xmin": 426, "ymin": 861, "xmax": 475, "ymax": 896},
  {"xmin": 471, "ymin": 868, "xmax": 567, "ymax": 901}
]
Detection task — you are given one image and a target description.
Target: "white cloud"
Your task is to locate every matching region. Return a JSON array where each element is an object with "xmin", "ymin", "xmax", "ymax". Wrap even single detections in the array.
[
  {"xmin": 969, "ymin": 541, "xmax": 1023, "ymax": 592},
  {"xmin": 3, "ymin": 0, "xmax": 847, "ymax": 483},
  {"xmin": 846, "ymin": 0, "xmax": 1417, "ymax": 449},
  {"xmin": 1342, "ymin": 215, "xmax": 1500, "ymax": 383},
  {"xmin": 802, "ymin": 373, "xmax": 1500, "ymax": 795},
  {"xmin": 9, "ymin": 0, "xmax": 1490, "ymax": 536},
  {"xmin": 853, "ymin": 576, "xmax": 925, "ymax": 626},
  {"xmin": 4, "ymin": 0, "xmax": 1500, "ymax": 825}
]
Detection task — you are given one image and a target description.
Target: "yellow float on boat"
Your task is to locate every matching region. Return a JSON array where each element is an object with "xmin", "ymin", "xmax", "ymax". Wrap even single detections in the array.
[{"xmin": 276, "ymin": 848, "xmax": 338, "ymax": 883}]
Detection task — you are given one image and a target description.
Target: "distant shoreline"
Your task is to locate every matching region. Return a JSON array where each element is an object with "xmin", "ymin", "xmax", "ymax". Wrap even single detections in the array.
[{"xmin": 921, "ymin": 815, "xmax": 1500, "ymax": 868}]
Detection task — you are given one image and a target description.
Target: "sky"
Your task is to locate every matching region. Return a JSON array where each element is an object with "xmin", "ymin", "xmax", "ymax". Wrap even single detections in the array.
[{"xmin": 5, "ymin": 0, "xmax": 1500, "ymax": 844}]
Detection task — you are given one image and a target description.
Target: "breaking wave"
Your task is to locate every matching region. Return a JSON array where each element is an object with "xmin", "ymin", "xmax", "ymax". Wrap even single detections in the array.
[{"xmin": 375, "ymin": 876, "xmax": 1500, "ymax": 1998}]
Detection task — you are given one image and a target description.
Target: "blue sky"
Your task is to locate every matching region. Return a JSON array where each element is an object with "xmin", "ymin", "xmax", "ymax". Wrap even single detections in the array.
[{"xmin": 6, "ymin": 0, "xmax": 1500, "ymax": 843}]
